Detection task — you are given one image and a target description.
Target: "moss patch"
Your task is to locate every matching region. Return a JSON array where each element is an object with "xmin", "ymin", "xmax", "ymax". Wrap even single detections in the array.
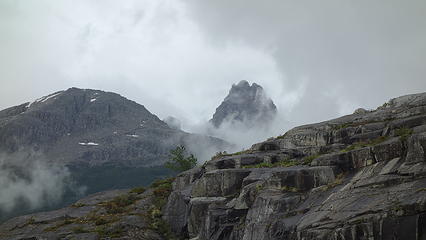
[
  {"xmin": 243, "ymin": 158, "xmax": 298, "ymax": 169},
  {"xmin": 130, "ymin": 186, "xmax": 146, "ymax": 194},
  {"xmin": 44, "ymin": 218, "xmax": 75, "ymax": 232},
  {"xmin": 395, "ymin": 127, "xmax": 413, "ymax": 141},
  {"xmin": 100, "ymin": 194, "xmax": 140, "ymax": 214},
  {"xmin": 341, "ymin": 136, "xmax": 389, "ymax": 153}
]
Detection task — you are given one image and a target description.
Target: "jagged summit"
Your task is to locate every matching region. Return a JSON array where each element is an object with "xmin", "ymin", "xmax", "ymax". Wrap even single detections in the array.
[{"xmin": 210, "ymin": 80, "xmax": 277, "ymax": 128}]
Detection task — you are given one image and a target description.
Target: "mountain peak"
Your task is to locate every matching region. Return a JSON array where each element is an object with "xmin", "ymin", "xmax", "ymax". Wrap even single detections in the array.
[{"xmin": 210, "ymin": 81, "xmax": 277, "ymax": 128}]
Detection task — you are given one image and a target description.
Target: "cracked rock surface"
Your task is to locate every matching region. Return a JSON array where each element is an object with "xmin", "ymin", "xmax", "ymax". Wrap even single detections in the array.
[{"xmin": 164, "ymin": 92, "xmax": 426, "ymax": 240}]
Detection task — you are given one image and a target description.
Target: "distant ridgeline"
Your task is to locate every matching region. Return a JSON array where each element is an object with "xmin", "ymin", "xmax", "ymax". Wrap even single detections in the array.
[{"xmin": 0, "ymin": 88, "xmax": 230, "ymax": 222}]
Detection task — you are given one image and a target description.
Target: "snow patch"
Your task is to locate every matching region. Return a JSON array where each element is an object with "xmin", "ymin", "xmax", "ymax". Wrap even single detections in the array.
[
  {"xmin": 41, "ymin": 92, "xmax": 62, "ymax": 102},
  {"xmin": 79, "ymin": 142, "xmax": 100, "ymax": 146},
  {"xmin": 28, "ymin": 92, "xmax": 63, "ymax": 108},
  {"xmin": 126, "ymin": 134, "xmax": 139, "ymax": 138}
]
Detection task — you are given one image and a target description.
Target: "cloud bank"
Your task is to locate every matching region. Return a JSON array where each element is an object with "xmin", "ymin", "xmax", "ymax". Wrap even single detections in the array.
[{"xmin": 1, "ymin": 0, "xmax": 426, "ymax": 144}]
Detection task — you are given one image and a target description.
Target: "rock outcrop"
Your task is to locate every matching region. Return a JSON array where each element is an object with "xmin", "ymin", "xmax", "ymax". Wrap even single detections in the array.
[
  {"xmin": 210, "ymin": 80, "xmax": 277, "ymax": 128},
  {"xmin": 165, "ymin": 92, "xmax": 426, "ymax": 240},
  {"xmin": 2, "ymin": 92, "xmax": 426, "ymax": 240}
]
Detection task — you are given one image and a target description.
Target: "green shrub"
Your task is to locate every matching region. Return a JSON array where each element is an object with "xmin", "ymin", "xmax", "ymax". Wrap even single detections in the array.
[
  {"xmin": 165, "ymin": 145, "xmax": 197, "ymax": 172},
  {"xmin": 395, "ymin": 127, "xmax": 413, "ymax": 141},
  {"xmin": 302, "ymin": 154, "xmax": 320, "ymax": 165}
]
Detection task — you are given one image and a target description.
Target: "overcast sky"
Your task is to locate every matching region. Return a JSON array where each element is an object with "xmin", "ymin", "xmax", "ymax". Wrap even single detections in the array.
[{"xmin": 1, "ymin": 0, "xmax": 426, "ymax": 133}]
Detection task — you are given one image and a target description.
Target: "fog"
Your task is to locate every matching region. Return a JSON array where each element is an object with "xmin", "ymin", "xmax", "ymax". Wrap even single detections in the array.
[{"xmin": 0, "ymin": 151, "xmax": 85, "ymax": 214}]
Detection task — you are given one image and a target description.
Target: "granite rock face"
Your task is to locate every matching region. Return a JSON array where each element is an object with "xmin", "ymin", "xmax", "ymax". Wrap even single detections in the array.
[
  {"xmin": 164, "ymin": 92, "xmax": 426, "ymax": 240},
  {"xmin": 210, "ymin": 80, "xmax": 277, "ymax": 128}
]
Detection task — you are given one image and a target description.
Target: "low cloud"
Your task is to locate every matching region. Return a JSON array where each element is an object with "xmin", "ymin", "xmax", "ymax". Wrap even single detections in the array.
[{"xmin": 0, "ymin": 150, "xmax": 85, "ymax": 214}]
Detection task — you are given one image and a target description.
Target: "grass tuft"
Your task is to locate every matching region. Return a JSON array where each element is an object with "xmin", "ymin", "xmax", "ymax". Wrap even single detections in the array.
[{"xmin": 395, "ymin": 127, "xmax": 413, "ymax": 141}]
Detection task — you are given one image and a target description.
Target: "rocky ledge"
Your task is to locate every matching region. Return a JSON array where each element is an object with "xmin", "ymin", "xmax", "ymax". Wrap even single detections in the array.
[
  {"xmin": 165, "ymin": 92, "xmax": 426, "ymax": 240},
  {"xmin": 1, "ymin": 92, "xmax": 426, "ymax": 240}
]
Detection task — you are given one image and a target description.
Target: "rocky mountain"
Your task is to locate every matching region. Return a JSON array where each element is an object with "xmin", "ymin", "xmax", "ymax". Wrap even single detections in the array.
[
  {"xmin": 2, "ymin": 92, "xmax": 426, "ymax": 240},
  {"xmin": 210, "ymin": 80, "xmax": 277, "ymax": 128},
  {"xmin": 0, "ymin": 87, "xmax": 228, "ymax": 167},
  {"xmin": 0, "ymin": 88, "xmax": 230, "ymax": 222}
]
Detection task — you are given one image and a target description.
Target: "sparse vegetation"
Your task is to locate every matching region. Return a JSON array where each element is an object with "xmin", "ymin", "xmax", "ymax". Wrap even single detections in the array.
[
  {"xmin": 21, "ymin": 216, "xmax": 36, "ymax": 228},
  {"xmin": 94, "ymin": 225, "xmax": 125, "ymax": 238},
  {"xmin": 341, "ymin": 136, "xmax": 389, "ymax": 153},
  {"xmin": 255, "ymin": 183, "xmax": 264, "ymax": 192},
  {"xmin": 395, "ymin": 127, "xmax": 413, "ymax": 141},
  {"xmin": 151, "ymin": 178, "xmax": 174, "ymax": 209},
  {"xmin": 280, "ymin": 186, "xmax": 299, "ymax": 192},
  {"xmin": 243, "ymin": 154, "xmax": 320, "ymax": 169},
  {"xmin": 72, "ymin": 226, "xmax": 89, "ymax": 234},
  {"xmin": 320, "ymin": 173, "xmax": 346, "ymax": 191},
  {"xmin": 71, "ymin": 202, "xmax": 86, "ymax": 208},
  {"xmin": 145, "ymin": 177, "xmax": 177, "ymax": 239},
  {"xmin": 130, "ymin": 186, "xmax": 146, "ymax": 194},
  {"xmin": 44, "ymin": 219, "xmax": 75, "ymax": 232},
  {"xmin": 302, "ymin": 154, "xmax": 320, "ymax": 165},
  {"xmin": 243, "ymin": 158, "xmax": 298, "ymax": 169},
  {"xmin": 101, "ymin": 194, "xmax": 139, "ymax": 214},
  {"xmin": 276, "ymin": 131, "xmax": 289, "ymax": 140},
  {"xmin": 212, "ymin": 149, "xmax": 253, "ymax": 160},
  {"xmin": 333, "ymin": 118, "xmax": 396, "ymax": 131},
  {"xmin": 334, "ymin": 123, "xmax": 353, "ymax": 130},
  {"xmin": 165, "ymin": 145, "xmax": 197, "ymax": 172}
]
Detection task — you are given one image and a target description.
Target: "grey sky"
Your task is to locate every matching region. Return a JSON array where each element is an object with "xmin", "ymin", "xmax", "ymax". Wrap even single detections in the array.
[{"xmin": 1, "ymin": 0, "xmax": 426, "ymax": 134}]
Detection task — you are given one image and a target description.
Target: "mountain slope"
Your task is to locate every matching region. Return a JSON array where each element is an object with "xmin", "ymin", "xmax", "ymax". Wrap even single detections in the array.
[
  {"xmin": 0, "ymin": 88, "xmax": 230, "ymax": 223},
  {"xmin": 0, "ymin": 88, "xmax": 230, "ymax": 166},
  {"xmin": 0, "ymin": 87, "xmax": 228, "ymax": 167}
]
